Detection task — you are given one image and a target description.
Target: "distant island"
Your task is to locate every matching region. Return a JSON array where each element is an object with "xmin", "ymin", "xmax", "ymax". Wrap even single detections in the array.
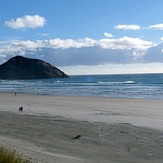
[{"xmin": 0, "ymin": 56, "xmax": 69, "ymax": 80}]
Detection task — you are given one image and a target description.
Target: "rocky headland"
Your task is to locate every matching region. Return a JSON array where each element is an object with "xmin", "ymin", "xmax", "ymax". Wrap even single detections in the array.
[{"xmin": 0, "ymin": 56, "xmax": 69, "ymax": 79}]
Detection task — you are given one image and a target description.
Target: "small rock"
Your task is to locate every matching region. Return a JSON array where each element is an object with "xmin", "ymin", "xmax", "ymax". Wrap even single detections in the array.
[{"xmin": 72, "ymin": 134, "xmax": 81, "ymax": 139}]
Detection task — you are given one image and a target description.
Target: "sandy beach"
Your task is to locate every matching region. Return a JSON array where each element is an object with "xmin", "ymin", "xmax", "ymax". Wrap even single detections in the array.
[{"xmin": 0, "ymin": 92, "xmax": 163, "ymax": 163}]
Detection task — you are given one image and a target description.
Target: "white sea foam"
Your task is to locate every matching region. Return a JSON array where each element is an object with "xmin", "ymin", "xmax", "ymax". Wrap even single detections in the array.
[{"xmin": 98, "ymin": 80, "xmax": 135, "ymax": 85}]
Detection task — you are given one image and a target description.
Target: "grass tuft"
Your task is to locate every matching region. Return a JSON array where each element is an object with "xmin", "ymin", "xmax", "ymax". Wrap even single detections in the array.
[{"xmin": 0, "ymin": 146, "xmax": 30, "ymax": 163}]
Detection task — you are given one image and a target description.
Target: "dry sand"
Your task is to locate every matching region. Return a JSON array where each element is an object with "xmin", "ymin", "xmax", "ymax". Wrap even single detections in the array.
[{"xmin": 0, "ymin": 92, "xmax": 163, "ymax": 163}]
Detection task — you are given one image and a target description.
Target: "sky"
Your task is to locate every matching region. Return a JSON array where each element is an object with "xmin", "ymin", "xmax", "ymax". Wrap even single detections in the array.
[{"xmin": 1, "ymin": 0, "xmax": 163, "ymax": 75}]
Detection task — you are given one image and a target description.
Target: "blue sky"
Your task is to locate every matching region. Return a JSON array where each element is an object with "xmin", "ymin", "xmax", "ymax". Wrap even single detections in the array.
[{"xmin": 1, "ymin": 0, "xmax": 163, "ymax": 75}]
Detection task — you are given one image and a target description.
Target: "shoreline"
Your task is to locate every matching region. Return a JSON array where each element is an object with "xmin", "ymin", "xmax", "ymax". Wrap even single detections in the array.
[
  {"xmin": 0, "ymin": 92, "xmax": 163, "ymax": 162},
  {"xmin": 1, "ymin": 91, "xmax": 163, "ymax": 131},
  {"xmin": 2, "ymin": 90, "xmax": 163, "ymax": 100}
]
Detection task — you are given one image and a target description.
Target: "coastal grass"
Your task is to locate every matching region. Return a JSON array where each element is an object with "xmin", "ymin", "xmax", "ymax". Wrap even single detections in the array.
[{"xmin": 0, "ymin": 146, "xmax": 29, "ymax": 163}]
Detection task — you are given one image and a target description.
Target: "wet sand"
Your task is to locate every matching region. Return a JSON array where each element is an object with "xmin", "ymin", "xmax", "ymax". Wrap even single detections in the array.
[{"xmin": 0, "ymin": 92, "xmax": 163, "ymax": 163}]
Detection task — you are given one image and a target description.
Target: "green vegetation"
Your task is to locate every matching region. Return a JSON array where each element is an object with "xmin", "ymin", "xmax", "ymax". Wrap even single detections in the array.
[{"xmin": 0, "ymin": 146, "xmax": 29, "ymax": 163}]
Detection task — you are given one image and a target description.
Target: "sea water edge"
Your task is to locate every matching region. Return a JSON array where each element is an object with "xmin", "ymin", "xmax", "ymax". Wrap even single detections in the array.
[{"xmin": 0, "ymin": 73, "xmax": 163, "ymax": 100}]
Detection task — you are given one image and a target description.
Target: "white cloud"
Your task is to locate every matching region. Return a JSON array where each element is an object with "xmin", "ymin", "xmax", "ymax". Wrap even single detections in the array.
[
  {"xmin": 98, "ymin": 36, "xmax": 155, "ymax": 50},
  {"xmin": 38, "ymin": 33, "xmax": 49, "ymax": 36},
  {"xmin": 0, "ymin": 36, "xmax": 158, "ymax": 67},
  {"xmin": 60, "ymin": 63, "xmax": 163, "ymax": 75},
  {"xmin": 104, "ymin": 32, "xmax": 113, "ymax": 38},
  {"xmin": 1, "ymin": 36, "xmax": 153, "ymax": 52},
  {"xmin": 143, "ymin": 43, "xmax": 163, "ymax": 62},
  {"xmin": 46, "ymin": 37, "xmax": 96, "ymax": 49},
  {"xmin": 148, "ymin": 24, "xmax": 163, "ymax": 30},
  {"xmin": 5, "ymin": 15, "xmax": 46, "ymax": 29},
  {"xmin": 114, "ymin": 24, "xmax": 141, "ymax": 30}
]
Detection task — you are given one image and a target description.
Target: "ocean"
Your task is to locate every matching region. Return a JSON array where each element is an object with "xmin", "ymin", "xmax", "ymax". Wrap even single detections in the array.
[{"xmin": 1, "ymin": 73, "xmax": 163, "ymax": 99}]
